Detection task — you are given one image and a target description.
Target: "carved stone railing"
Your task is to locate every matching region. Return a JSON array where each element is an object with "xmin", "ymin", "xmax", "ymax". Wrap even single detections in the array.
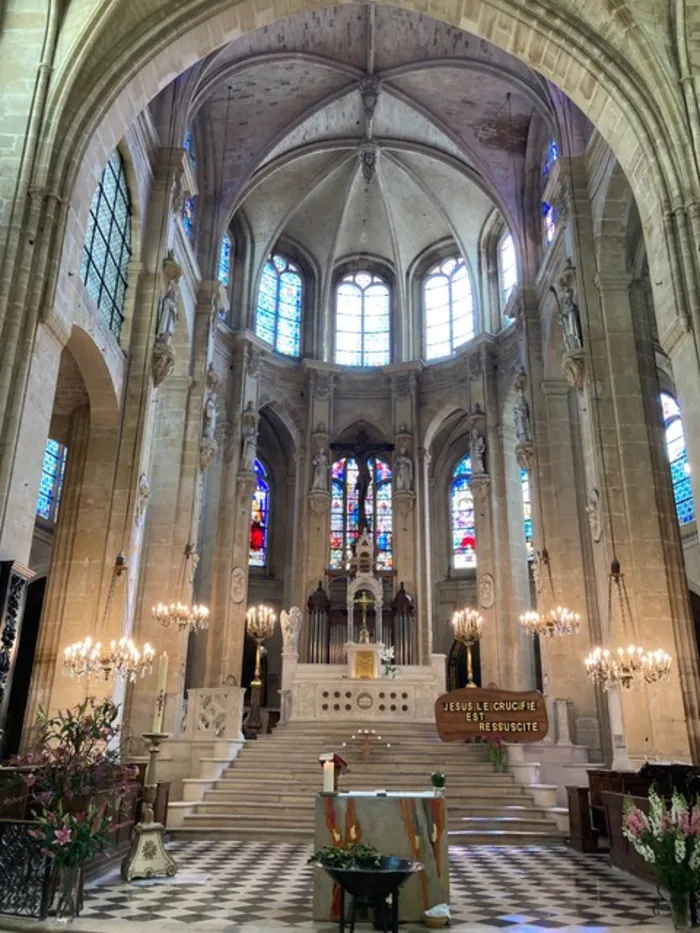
[{"xmin": 182, "ymin": 687, "xmax": 245, "ymax": 741}]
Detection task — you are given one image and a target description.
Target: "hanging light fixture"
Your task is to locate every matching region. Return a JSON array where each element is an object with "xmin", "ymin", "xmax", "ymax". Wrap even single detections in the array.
[
  {"xmin": 452, "ymin": 608, "xmax": 483, "ymax": 688},
  {"xmin": 584, "ymin": 560, "xmax": 672, "ymax": 690},
  {"xmin": 151, "ymin": 543, "xmax": 209, "ymax": 633},
  {"xmin": 519, "ymin": 549, "xmax": 581, "ymax": 638},
  {"xmin": 63, "ymin": 553, "xmax": 155, "ymax": 681}
]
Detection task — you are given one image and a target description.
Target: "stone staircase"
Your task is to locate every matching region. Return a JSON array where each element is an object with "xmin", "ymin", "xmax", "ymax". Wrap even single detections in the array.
[{"xmin": 169, "ymin": 721, "xmax": 568, "ymax": 845}]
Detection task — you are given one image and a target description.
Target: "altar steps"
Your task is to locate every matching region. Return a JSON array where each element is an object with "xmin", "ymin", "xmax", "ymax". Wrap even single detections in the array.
[{"xmin": 169, "ymin": 721, "xmax": 566, "ymax": 845}]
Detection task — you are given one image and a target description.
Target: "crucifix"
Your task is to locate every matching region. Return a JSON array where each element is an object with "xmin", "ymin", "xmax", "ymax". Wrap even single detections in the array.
[
  {"xmin": 330, "ymin": 429, "xmax": 394, "ymax": 532},
  {"xmin": 354, "ymin": 590, "xmax": 374, "ymax": 643}
]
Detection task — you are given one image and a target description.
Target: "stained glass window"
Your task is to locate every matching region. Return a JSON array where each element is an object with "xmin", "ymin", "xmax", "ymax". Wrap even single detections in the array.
[
  {"xmin": 329, "ymin": 457, "xmax": 393, "ymax": 570},
  {"xmin": 661, "ymin": 393, "xmax": 695, "ymax": 525},
  {"xmin": 80, "ymin": 149, "xmax": 132, "ymax": 340},
  {"xmin": 218, "ymin": 233, "xmax": 232, "ymax": 289},
  {"xmin": 451, "ymin": 455, "xmax": 476, "ymax": 569},
  {"xmin": 423, "ymin": 257, "xmax": 475, "ymax": 361},
  {"xmin": 542, "ymin": 139, "xmax": 559, "ymax": 180},
  {"xmin": 542, "ymin": 202, "xmax": 557, "ymax": 245},
  {"xmin": 181, "ymin": 196, "xmax": 196, "ymax": 242},
  {"xmin": 36, "ymin": 439, "xmax": 67, "ymax": 522},
  {"xmin": 521, "ymin": 468, "xmax": 534, "ymax": 561},
  {"xmin": 255, "ymin": 254, "xmax": 303, "ymax": 357},
  {"xmin": 334, "ymin": 271, "xmax": 390, "ymax": 367},
  {"xmin": 498, "ymin": 232, "xmax": 518, "ymax": 313},
  {"xmin": 184, "ymin": 129, "xmax": 195, "ymax": 166},
  {"xmin": 249, "ymin": 459, "xmax": 270, "ymax": 567}
]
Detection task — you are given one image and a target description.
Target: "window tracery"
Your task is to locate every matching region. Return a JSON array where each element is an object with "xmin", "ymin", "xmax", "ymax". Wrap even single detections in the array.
[
  {"xmin": 334, "ymin": 271, "xmax": 391, "ymax": 367},
  {"xmin": 423, "ymin": 257, "xmax": 475, "ymax": 360},
  {"xmin": 255, "ymin": 254, "xmax": 303, "ymax": 357},
  {"xmin": 80, "ymin": 149, "xmax": 132, "ymax": 340}
]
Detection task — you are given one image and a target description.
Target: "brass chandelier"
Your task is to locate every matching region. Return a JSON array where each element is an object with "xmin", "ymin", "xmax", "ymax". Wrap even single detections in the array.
[
  {"xmin": 152, "ymin": 543, "xmax": 209, "ymax": 633},
  {"xmin": 519, "ymin": 549, "xmax": 581, "ymax": 638},
  {"xmin": 63, "ymin": 553, "xmax": 155, "ymax": 681}
]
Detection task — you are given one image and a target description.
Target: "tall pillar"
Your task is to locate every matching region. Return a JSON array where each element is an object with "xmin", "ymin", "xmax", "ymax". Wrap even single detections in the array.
[{"xmin": 390, "ymin": 368, "xmax": 419, "ymax": 623}]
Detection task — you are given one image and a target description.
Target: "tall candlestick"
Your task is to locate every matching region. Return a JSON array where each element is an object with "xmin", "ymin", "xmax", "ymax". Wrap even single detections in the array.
[
  {"xmin": 152, "ymin": 651, "xmax": 168, "ymax": 732},
  {"xmin": 323, "ymin": 760, "xmax": 335, "ymax": 794}
]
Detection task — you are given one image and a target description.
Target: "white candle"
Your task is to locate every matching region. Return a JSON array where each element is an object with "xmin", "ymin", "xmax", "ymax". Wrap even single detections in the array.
[
  {"xmin": 152, "ymin": 651, "xmax": 168, "ymax": 732},
  {"xmin": 323, "ymin": 760, "xmax": 335, "ymax": 793}
]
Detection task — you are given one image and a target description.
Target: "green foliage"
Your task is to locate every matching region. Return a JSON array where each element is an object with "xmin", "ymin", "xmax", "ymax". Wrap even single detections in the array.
[
  {"xmin": 28, "ymin": 801, "xmax": 116, "ymax": 868},
  {"xmin": 309, "ymin": 843, "xmax": 382, "ymax": 869},
  {"xmin": 430, "ymin": 772, "xmax": 446, "ymax": 788}
]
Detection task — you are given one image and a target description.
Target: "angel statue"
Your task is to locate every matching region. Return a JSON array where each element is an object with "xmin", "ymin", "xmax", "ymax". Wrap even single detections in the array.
[{"xmin": 280, "ymin": 606, "xmax": 302, "ymax": 654}]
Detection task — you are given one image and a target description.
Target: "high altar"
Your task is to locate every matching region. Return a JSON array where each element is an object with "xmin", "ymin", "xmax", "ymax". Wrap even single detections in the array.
[{"xmin": 281, "ymin": 531, "xmax": 446, "ymax": 723}]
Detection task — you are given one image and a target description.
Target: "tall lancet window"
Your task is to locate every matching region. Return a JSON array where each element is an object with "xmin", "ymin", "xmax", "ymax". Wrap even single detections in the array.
[
  {"xmin": 661, "ymin": 393, "xmax": 695, "ymax": 525},
  {"xmin": 521, "ymin": 468, "xmax": 534, "ymax": 561},
  {"xmin": 249, "ymin": 459, "xmax": 270, "ymax": 567},
  {"xmin": 423, "ymin": 257, "xmax": 475, "ymax": 360},
  {"xmin": 36, "ymin": 439, "xmax": 67, "ymax": 522},
  {"xmin": 451, "ymin": 455, "xmax": 476, "ymax": 569},
  {"xmin": 255, "ymin": 254, "xmax": 303, "ymax": 357},
  {"xmin": 334, "ymin": 271, "xmax": 391, "ymax": 367},
  {"xmin": 329, "ymin": 457, "xmax": 393, "ymax": 570}
]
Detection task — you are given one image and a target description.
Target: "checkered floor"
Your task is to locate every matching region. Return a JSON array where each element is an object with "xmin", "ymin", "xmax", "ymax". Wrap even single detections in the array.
[{"xmin": 80, "ymin": 841, "xmax": 667, "ymax": 930}]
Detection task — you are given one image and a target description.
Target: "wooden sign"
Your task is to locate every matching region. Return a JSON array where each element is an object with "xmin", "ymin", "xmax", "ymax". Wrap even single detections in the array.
[{"xmin": 434, "ymin": 687, "xmax": 548, "ymax": 743}]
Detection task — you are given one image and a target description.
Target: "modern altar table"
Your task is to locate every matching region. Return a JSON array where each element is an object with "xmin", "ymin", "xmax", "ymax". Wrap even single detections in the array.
[{"xmin": 313, "ymin": 791, "xmax": 449, "ymax": 922}]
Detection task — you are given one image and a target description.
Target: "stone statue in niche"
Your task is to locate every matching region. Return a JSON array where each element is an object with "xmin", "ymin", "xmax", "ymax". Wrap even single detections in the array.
[
  {"xmin": 470, "ymin": 428, "xmax": 486, "ymax": 475},
  {"xmin": 514, "ymin": 389, "xmax": 531, "ymax": 445},
  {"xmin": 281, "ymin": 606, "xmax": 302, "ymax": 654},
  {"xmin": 157, "ymin": 278, "xmax": 179, "ymax": 343},
  {"xmin": 240, "ymin": 401, "xmax": 258, "ymax": 472},
  {"xmin": 311, "ymin": 449, "xmax": 329, "ymax": 491},
  {"xmin": 395, "ymin": 446, "xmax": 414, "ymax": 491},
  {"xmin": 202, "ymin": 365, "xmax": 218, "ymax": 442}
]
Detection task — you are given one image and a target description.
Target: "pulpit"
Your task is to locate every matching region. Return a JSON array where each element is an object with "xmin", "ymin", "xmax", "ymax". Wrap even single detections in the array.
[{"xmin": 345, "ymin": 642, "xmax": 383, "ymax": 679}]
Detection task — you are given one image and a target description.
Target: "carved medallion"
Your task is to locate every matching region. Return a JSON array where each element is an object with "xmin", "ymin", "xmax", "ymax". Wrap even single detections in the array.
[{"xmin": 231, "ymin": 567, "xmax": 246, "ymax": 604}]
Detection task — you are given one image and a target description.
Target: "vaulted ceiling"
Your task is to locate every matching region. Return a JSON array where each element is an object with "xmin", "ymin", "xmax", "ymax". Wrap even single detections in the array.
[{"xmin": 178, "ymin": 4, "xmax": 561, "ymax": 284}]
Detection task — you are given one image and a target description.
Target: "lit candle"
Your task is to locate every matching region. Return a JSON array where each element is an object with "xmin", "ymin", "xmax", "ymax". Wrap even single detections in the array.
[
  {"xmin": 152, "ymin": 651, "xmax": 168, "ymax": 732},
  {"xmin": 323, "ymin": 760, "xmax": 335, "ymax": 793}
]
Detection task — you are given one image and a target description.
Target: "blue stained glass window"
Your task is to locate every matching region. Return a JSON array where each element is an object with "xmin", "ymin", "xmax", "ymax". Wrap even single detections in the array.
[
  {"xmin": 543, "ymin": 202, "xmax": 557, "ymax": 245},
  {"xmin": 335, "ymin": 271, "xmax": 390, "ymax": 367},
  {"xmin": 254, "ymin": 255, "xmax": 302, "ymax": 357},
  {"xmin": 451, "ymin": 455, "xmax": 476, "ymax": 569},
  {"xmin": 36, "ymin": 439, "xmax": 67, "ymax": 522},
  {"xmin": 182, "ymin": 196, "xmax": 196, "ymax": 242},
  {"xmin": 249, "ymin": 459, "xmax": 270, "ymax": 567},
  {"xmin": 218, "ymin": 233, "xmax": 232, "ymax": 289},
  {"xmin": 184, "ymin": 129, "xmax": 195, "ymax": 166},
  {"xmin": 521, "ymin": 468, "xmax": 534, "ymax": 561},
  {"xmin": 542, "ymin": 139, "xmax": 559, "ymax": 180},
  {"xmin": 81, "ymin": 150, "xmax": 132, "ymax": 340},
  {"xmin": 423, "ymin": 257, "xmax": 475, "ymax": 361},
  {"xmin": 661, "ymin": 393, "xmax": 695, "ymax": 525},
  {"xmin": 329, "ymin": 457, "xmax": 393, "ymax": 570}
]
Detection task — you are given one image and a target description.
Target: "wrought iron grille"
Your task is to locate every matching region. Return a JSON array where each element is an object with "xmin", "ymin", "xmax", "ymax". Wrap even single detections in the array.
[{"xmin": 0, "ymin": 821, "xmax": 52, "ymax": 918}]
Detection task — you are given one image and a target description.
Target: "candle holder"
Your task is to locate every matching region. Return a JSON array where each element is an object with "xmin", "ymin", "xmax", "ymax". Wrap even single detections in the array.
[
  {"xmin": 341, "ymin": 729, "xmax": 391, "ymax": 762},
  {"xmin": 452, "ymin": 607, "xmax": 483, "ymax": 689},
  {"xmin": 121, "ymin": 732, "xmax": 177, "ymax": 881},
  {"xmin": 245, "ymin": 605, "xmax": 277, "ymax": 737}
]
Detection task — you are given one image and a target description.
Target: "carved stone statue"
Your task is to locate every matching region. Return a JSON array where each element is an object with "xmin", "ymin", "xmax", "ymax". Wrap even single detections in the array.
[
  {"xmin": 311, "ymin": 449, "xmax": 329, "ymax": 491},
  {"xmin": 281, "ymin": 606, "xmax": 302, "ymax": 654},
  {"xmin": 135, "ymin": 473, "xmax": 150, "ymax": 527},
  {"xmin": 157, "ymin": 279, "xmax": 179, "ymax": 343},
  {"xmin": 202, "ymin": 364, "xmax": 219, "ymax": 442},
  {"xmin": 557, "ymin": 258, "xmax": 583, "ymax": 352},
  {"xmin": 514, "ymin": 392, "xmax": 531, "ymax": 444},
  {"xmin": 241, "ymin": 404, "xmax": 257, "ymax": 472},
  {"xmin": 395, "ymin": 446, "xmax": 413, "ymax": 492},
  {"xmin": 470, "ymin": 428, "xmax": 486, "ymax": 475}
]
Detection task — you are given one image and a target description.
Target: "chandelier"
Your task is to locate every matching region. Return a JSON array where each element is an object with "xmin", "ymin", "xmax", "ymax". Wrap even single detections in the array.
[
  {"xmin": 452, "ymin": 607, "xmax": 483, "ymax": 688},
  {"xmin": 63, "ymin": 553, "xmax": 155, "ymax": 681},
  {"xmin": 519, "ymin": 549, "xmax": 581, "ymax": 638},
  {"xmin": 152, "ymin": 543, "xmax": 209, "ymax": 633},
  {"xmin": 584, "ymin": 560, "xmax": 672, "ymax": 690}
]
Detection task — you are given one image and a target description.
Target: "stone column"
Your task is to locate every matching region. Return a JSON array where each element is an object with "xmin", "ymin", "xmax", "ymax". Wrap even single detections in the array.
[
  {"xmin": 415, "ymin": 446, "xmax": 433, "ymax": 664},
  {"xmin": 390, "ymin": 368, "xmax": 419, "ymax": 618}
]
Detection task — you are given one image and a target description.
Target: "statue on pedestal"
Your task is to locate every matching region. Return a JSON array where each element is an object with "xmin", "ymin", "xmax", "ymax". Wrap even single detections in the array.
[
  {"xmin": 281, "ymin": 606, "xmax": 302, "ymax": 654},
  {"xmin": 395, "ymin": 446, "xmax": 413, "ymax": 491},
  {"xmin": 311, "ymin": 449, "xmax": 329, "ymax": 491},
  {"xmin": 470, "ymin": 428, "xmax": 486, "ymax": 474}
]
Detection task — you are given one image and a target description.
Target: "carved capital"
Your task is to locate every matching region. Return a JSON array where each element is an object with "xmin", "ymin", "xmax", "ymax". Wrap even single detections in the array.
[
  {"xmin": 392, "ymin": 371, "xmax": 415, "ymax": 400},
  {"xmin": 199, "ymin": 436, "xmax": 218, "ymax": 472},
  {"xmin": 237, "ymin": 471, "xmax": 257, "ymax": 502},
  {"xmin": 470, "ymin": 476, "xmax": 491, "ymax": 502},
  {"xmin": 151, "ymin": 338, "xmax": 176, "ymax": 388},
  {"xmin": 393, "ymin": 489, "xmax": 416, "ymax": 518},
  {"xmin": 307, "ymin": 489, "xmax": 331, "ymax": 516},
  {"xmin": 515, "ymin": 441, "xmax": 536, "ymax": 472},
  {"xmin": 312, "ymin": 371, "xmax": 336, "ymax": 401},
  {"xmin": 561, "ymin": 348, "xmax": 586, "ymax": 391},
  {"xmin": 247, "ymin": 347, "xmax": 265, "ymax": 377}
]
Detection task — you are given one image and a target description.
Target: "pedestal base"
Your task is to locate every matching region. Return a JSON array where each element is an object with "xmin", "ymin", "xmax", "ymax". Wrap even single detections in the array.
[{"xmin": 121, "ymin": 822, "xmax": 178, "ymax": 881}]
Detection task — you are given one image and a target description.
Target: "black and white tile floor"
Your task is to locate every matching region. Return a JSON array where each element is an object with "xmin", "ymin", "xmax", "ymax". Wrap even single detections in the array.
[{"xmin": 71, "ymin": 841, "xmax": 673, "ymax": 933}]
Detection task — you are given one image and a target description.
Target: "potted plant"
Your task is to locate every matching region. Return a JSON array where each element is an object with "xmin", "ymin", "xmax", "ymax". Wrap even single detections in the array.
[
  {"xmin": 430, "ymin": 772, "xmax": 446, "ymax": 797},
  {"xmin": 309, "ymin": 843, "xmax": 382, "ymax": 870},
  {"xmin": 28, "ymin": 802, "xmax": 116, "ymax": 920},
  {"xmin": 486, "ymin": 736, "xmax": 508, "ymax": 772},
  {"xmin": 623, "ymin": 788, "xmax": 700, "ymax": 929}
]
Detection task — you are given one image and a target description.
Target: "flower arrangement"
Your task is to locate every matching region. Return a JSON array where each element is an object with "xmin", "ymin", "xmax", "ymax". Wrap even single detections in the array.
[
  {"xmin": 309, "ymin": 843, "xmax": 382, "ymax": 869},
  {"xmin": 379, "ymin": 645, "xmax": 398, "ymax": 679},
  {"xmin": 29, "ymin": 802, "xmax": 115, "ymax": 868},
  {"xmin": 486, "ymin": 736, "xmax": 508, "ymax": 772},
  {"xmin": 623, "ymin": 788, "xmax": 700, "ymax": 929}
]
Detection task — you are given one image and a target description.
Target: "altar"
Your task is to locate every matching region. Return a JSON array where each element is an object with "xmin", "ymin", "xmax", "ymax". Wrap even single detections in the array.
[{"xmin": 313, "ymin": 792, "xmax": 449, "ymax": 921}]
